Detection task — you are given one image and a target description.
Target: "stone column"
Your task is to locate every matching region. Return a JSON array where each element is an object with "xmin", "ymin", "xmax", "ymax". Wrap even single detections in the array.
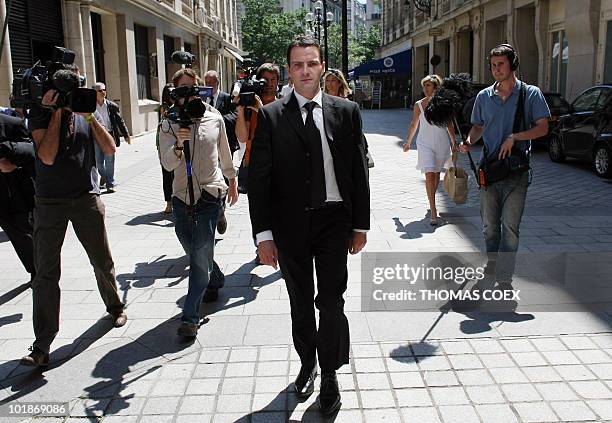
[
  {"xmin": 80, "ymin": 1, "xmax": 96, "ymax": 84},
  {"xmin": 471, "ymin": 8, "xmax": 483, "ymax": 82},
  {"xmin": 564, "ymin": 0, "xmax": 600, "ymax": 100},
  {"xmin": 64, "ymin": 0, "xmax": 86, "ymax": 73},
  {"xmin": 534, "ymin": 0, "xmax": 549, "ymax": 88},
  {"xmin": 0, "ymin": 0, "xmax": 13, "ymax": 105}
]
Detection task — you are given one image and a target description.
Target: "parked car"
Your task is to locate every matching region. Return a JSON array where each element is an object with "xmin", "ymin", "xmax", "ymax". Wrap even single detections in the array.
[{"xmin": 549, "ymin": 84, "xmax": 612, "ymax": 178}]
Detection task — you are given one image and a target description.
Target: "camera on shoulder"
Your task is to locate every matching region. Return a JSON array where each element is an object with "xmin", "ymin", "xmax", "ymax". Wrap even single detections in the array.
[
  {"xmin": 12, "ymin": 46, "xmax": 97, "ymax": 114},
  {"xmin": 231, "ymin": 59, "xmax": 266, "ymax": 107}
]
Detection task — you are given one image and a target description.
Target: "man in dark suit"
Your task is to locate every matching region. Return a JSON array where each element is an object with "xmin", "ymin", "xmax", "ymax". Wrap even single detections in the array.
[
  {"xmin": 248, "ymin": 36, "xmax": 370, "ymax": 415},
  {"xmin": 0, "ymin": 114, "xmax": 36, "ymax": 284}
]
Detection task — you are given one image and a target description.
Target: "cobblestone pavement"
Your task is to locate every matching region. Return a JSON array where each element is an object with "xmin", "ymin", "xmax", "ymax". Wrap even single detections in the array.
[{"xmin": 0, "ymin": 108, "xmax": 610, "ymax": 422}]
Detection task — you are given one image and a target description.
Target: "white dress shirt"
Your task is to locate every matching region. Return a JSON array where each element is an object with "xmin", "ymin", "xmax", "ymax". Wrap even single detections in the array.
[
  {"xmin": 207, "ymin": 91, "xmax": 219, "ymax": 108},
  {"xmin": 256, "ymin": 89, "xmax": 366, "ymax": 246},
  {"xmin": 96, "ymin": 101, "xmax": 112, "ymax": 132}
]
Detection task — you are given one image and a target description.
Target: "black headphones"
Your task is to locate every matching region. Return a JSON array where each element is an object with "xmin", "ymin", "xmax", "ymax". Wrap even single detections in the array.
[{"xmin": 487, "ymin": 43, "xmax": 519, "ymax": 71}]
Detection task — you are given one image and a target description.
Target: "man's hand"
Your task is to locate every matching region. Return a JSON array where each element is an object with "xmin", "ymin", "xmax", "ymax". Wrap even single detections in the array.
[
  {"xmin": 227, "ymin": 178, "xmax": 239, "ymax": 206},
  {"xmin": 41, "ymin": 89, "xmax": 60, "ymax": 108},
  {"xmin": 498, "ymin": 134, "xmax": 515, "ymax": 160},
  {"xmin": 403, "ymin": 141, "xmax": 411, "ymax": 152},
  {"xmin": 125, "ymin": 136, "xmax": 132, "ymax": 145},
  {"xmin": 0, "ymin": 158, "xmax": 17, "ymax": 173},
  {"xmin": 176, "ymin": 127, "xmax": 191, "ymax": 147},
  {"xmin": 458, "ymin": 141, "xmax": 470, "ymax": 154},
  {"xmin": 257, "ymin": 240, "xmax": 278, "ymax": 269},
  {"xmin": 349, "ymin": 232, "xmax": 367, "ymax": 255}
]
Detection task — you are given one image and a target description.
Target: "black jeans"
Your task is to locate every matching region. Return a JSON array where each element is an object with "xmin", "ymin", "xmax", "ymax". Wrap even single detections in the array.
[
  {"xmin": 32, "ymin": 194, "xmax": 124, "ymax": 353},
  {"xmin": 0, "ymin": 211, "xmax": 35, "ymax": 278},
  {"xmin": 162, "ymin": 166, "xmax": 174, "ymax": 202}
]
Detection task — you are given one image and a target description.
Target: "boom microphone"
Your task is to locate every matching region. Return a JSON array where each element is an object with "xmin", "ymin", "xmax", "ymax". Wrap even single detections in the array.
[
  {"xmin": 171, "ymin": 51, "xmax": 196, "ymax": 66},
  {"xmin": 424, "ymin": 73, "xmax": 474, "ymax": 128},
  {"xmin": 52, "ymin": 69, "xmax": 80, "ymax": 92}
]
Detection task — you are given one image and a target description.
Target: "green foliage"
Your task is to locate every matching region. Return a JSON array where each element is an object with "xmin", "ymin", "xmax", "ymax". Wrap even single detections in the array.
[
  {"xmin": 241, "ymin": 0, "xmax": 307, "ymax": 66},
  {"xmin": 325, "ymin": 23, "xmax": 381, "ymax": 69},
  {"xmin": 241, "ymin": 0, "xmax": 381, "ymax": 71}
]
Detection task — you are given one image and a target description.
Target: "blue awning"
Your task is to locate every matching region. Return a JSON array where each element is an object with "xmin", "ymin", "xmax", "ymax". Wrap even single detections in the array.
[{"xmin": 350, "ymin": 49, "xmax": 412, "ymax": 78}]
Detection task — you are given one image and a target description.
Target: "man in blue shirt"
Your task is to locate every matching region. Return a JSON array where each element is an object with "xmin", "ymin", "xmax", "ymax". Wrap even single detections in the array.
[{"xmin": 459, "ymin": 44, "xmax": 550, "ymax": 284}]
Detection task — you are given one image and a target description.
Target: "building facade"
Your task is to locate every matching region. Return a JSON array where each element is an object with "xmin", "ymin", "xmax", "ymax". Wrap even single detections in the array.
[
  {"xmin": 380, "ymin": 0, "xmax": 612, "ymax": 104},
  {"xmin": 366, "ymin": 0, "xmax": 381, "ymax": 28},
  {"xmin": 0, "ymin": 0, "xmax": 243, "ymax": 136}
]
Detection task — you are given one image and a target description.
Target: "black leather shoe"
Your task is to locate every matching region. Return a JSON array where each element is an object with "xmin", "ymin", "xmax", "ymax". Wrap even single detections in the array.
[
  {"xmin": 293, "ymin": 363, "xmax": 317, "ymax": 398},
  {"xmin": 20, "ymin": 347, "xmax": 49, "ymax": 367},
  {"xmin": 319, "ymin": 371, "xmax": 341, "ymax": 415}
]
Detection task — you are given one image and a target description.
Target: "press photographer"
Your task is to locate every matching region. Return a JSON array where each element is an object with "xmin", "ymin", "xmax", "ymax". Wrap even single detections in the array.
[
  {"xmin": 234, "ymin": 63, "xmax": 280, "ymax": 194},
  {"xmin": 0, "ymin": 114, "xmax": 36, "ymax": 285},
  {"xmin": 19, "ymin": 52, "xmax": 127, "ymax": 367},
  {"xmin": 159, "ymin": 67, "xmax": 238, "ymax": 338}
]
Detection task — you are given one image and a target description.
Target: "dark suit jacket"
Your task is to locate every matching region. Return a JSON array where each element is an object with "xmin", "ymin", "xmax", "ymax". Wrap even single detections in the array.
[
  {"xmin": 105, "ymin": 99, "xmax": 130, "ymax": 147},
  {"xmin": 248, "ymin": 92, "xmax": 370, "ymax": 253},
  {"xmin": 0, "ymin": 115, "xmax": 35, "ymax": 214},
  {"xmin": 213, "ymin": 91, "xmax": 239, "ymax": 153}
]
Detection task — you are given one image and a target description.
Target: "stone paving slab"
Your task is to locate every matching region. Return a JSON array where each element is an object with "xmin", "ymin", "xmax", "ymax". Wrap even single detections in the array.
[{"xmin": 1, "ymin": 109, "xmax": 611, "ymax": 422}]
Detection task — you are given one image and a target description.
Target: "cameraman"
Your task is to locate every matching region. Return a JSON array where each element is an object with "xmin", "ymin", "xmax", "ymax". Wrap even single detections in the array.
[
  {"xmin": 0, "ymin": 114, "xmax": 36, "ymax": 284},
  {"xmin": 235, "ymin": 63, "xmax": 280, "ymax": 145},
  {"xmin": 20, "ymin": 65, "xmax": 127, "ymax": 367},
  {"xmin": 159, "ymin": 68, "xmax": 238, "ymax": 338}
]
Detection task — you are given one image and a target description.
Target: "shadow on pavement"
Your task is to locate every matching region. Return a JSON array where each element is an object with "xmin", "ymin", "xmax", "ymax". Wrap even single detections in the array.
[
  {"xmin": 0, "ymin": 317, "xmax": 115, "ymax": 406},
  {"xmin": 389, "ymin": 341, "xmax": 439, "ymax": 367},
  {"xmin": 124, "ymin": 212, "xmax": 174, "ymax": 228},
  {"xmin": 0, "ymin": 281, "xmax": 31, "ymax": 307},
  {"xmin": 393, "ymin": 215, "xmax": 445, "ymax": 240},
  {"xmin": 82, "ymin": 312, "xmax": 196, "ymax": 417},
  {"xmin": 202, "ymin": 261, "xmax": 283, "ymax": 316},
  {"xmin": 242, "ymin": 384, "xmax": 337, "ymax": 422},
  {"xmin": 0, "ymin": 313, "xmax": 22, "ymax": 329},
  {"xmin": 116, "ymin": 255, "xmax": 188, "ymax": 303},
  {"xmin": 0, "ymin": 232, "xmax": 8, "ymax": 242}
]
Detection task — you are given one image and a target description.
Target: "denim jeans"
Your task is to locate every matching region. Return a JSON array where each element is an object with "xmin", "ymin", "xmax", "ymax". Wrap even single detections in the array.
[
  {"xmin": 480, "ymin": 171, "xmax": 529, "ymax": 282},
  {"xmin": 172, "ymin": 193, "xmax": 224, "ymax": 324},
  {"xmin": 94, "ymin": 143, "xmax": 115, "ymax": 187}
]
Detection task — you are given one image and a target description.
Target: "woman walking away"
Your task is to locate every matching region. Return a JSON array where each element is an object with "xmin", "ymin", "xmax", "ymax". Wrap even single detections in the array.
[
  {"xmin": 404, "ymin": 75, "xmax": 456, "ymax": 225},
  {"xmin": 324, "ymin": 69, "xmax": 352, "ymax": 98},
  {"xmin": 156, "ymin": 84, "xmax": 174, "ymax": 214}
]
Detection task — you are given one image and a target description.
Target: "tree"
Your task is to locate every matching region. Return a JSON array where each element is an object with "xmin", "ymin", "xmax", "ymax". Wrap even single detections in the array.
[
  {"xmin": 241, "ymin": 0, "xmax": 306, "ymax": 66},
  {"xmin": 326, "ymin": 23, "xmax": 381, "ymax": 70}
]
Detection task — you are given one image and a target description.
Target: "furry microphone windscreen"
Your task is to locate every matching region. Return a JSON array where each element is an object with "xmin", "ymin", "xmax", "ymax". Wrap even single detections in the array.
[{"xmin": 424, "ymin": 73, "xmax": 474, "ymax": 127}]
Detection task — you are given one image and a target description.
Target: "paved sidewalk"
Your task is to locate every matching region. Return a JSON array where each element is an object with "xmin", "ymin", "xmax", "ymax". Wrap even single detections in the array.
[{"xmin": 0, "ymin": 109, "xmax": 610, "ymax": 422}]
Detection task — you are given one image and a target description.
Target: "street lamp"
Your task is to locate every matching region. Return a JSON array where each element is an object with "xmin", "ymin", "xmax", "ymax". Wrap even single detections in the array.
[{"xmin": 304, "ymin": 0, "xmax": 334, "ymax": 69}]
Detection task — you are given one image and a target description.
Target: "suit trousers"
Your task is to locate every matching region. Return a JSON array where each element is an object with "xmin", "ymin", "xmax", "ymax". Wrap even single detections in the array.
[
  {"xmin": 32, "ymin": 194, "xmax": 124, "ymax": 353},
  {"xmin": 0, "ymin": 211, "xmax": 35, "ymax": 277},
  {"xmin": 278, "ymin": 204, "xmax": 351, "ymax": 372}
]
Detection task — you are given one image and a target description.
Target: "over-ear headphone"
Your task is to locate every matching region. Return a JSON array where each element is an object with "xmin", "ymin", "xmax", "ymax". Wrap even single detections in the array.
[{"xmin": 487, "ymin": 43, "xmax": 519, "ymax": 71}]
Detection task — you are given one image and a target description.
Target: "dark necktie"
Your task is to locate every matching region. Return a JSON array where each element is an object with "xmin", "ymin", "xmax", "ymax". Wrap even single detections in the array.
[{"xmin": 303, "ymin": 101, "xmax": 326, "ymax": 209}]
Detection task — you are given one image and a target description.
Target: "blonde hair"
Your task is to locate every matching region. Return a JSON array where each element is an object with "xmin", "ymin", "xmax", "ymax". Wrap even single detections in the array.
[
  {"xmin": 420, "ymin": 74, "xmax": 442, "ymax": 88},
  {"xmin": 324, "ymin": 69, "xmax": 352, "ymax": 98}
]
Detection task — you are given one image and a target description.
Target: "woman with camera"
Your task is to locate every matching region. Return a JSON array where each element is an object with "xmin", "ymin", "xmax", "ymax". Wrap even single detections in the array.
[{"xmin": 159, "ymin": 68, "xmax": 238, "ymax": 338}]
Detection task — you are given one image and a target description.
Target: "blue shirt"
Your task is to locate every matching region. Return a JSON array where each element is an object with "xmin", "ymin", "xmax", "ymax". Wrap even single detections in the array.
[{"xmin": 471, "ymin": 81, "xmax": 550, "ymax": 157}]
